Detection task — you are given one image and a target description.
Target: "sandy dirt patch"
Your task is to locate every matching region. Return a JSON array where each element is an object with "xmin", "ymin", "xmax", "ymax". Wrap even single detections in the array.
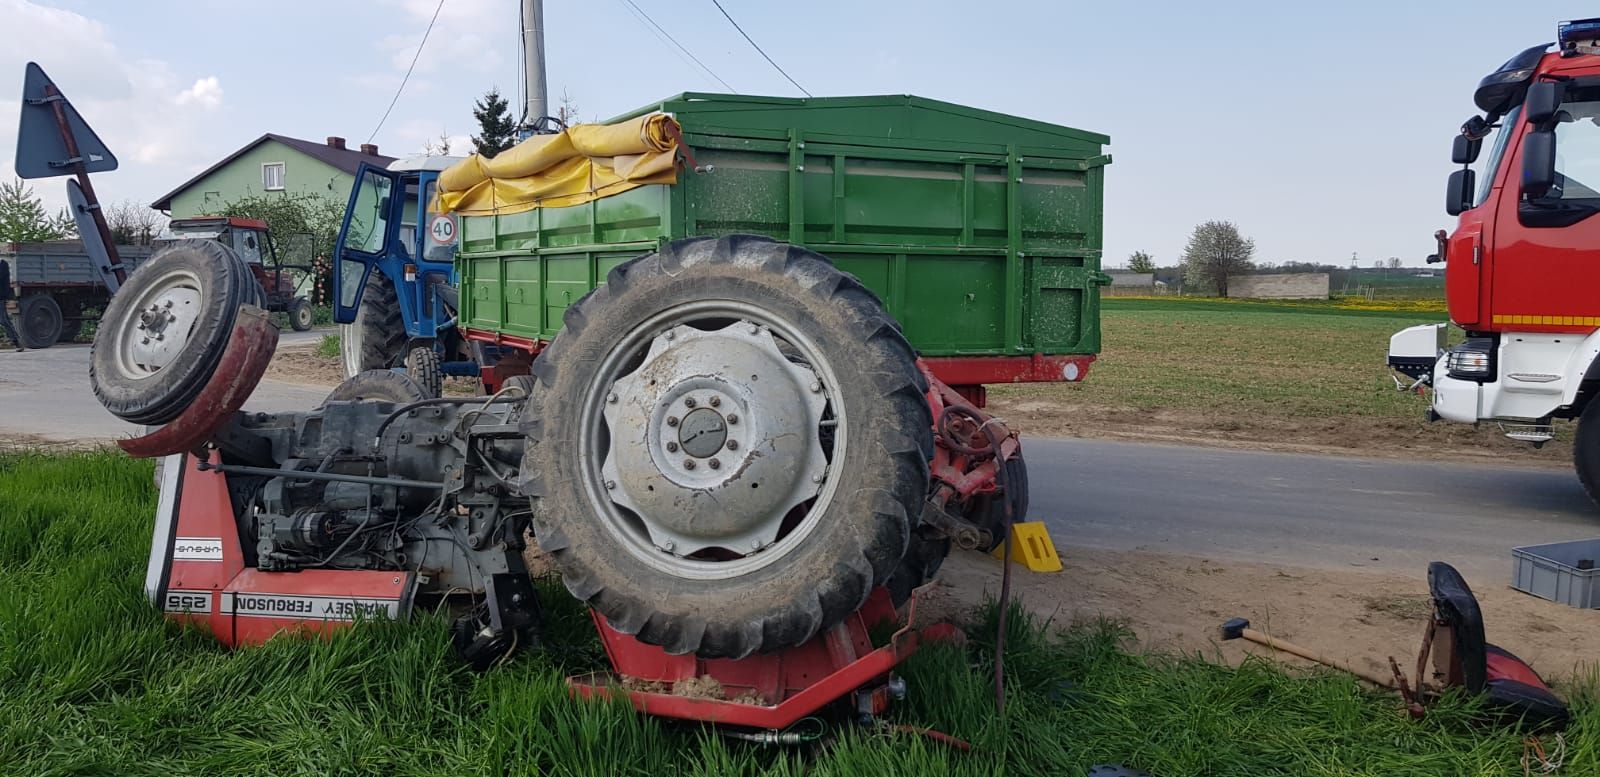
[{"xmin": 934, "ymin": 546, "xmax": 1600, "ymax": 687}]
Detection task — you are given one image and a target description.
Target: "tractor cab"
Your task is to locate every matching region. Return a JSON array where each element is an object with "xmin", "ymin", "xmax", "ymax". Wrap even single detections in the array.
[{"xmin": 162, "ymin": 216, "xmax": 316, "ymax": 331}]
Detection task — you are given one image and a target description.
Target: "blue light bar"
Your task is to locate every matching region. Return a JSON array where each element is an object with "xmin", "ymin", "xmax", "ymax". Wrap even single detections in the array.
[{"xmin": 1558, "ymin": 17, "xmax": 1600, "ymax": 55}]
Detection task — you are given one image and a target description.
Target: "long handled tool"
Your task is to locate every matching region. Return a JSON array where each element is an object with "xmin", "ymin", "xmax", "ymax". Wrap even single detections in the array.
[{"xmin": 1219, "ymin": 617, "xmax": 1397, "ymax": 688}]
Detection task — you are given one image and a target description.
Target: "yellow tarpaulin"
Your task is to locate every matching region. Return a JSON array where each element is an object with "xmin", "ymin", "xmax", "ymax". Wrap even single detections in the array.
[{"xmin": 435, "ymin": 114, "xmax": 680, "ymax": 217}]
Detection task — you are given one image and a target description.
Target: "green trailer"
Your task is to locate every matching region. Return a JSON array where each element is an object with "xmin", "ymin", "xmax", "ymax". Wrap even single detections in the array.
[{"xmin": 453, "ymin": 93, "xmax": 1110, "ymax": 388}]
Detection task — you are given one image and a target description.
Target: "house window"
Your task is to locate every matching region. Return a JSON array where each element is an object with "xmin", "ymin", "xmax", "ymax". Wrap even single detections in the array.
[{"xmin": 262, "ymin": 162, "xmax": 285, "ymax": 191}]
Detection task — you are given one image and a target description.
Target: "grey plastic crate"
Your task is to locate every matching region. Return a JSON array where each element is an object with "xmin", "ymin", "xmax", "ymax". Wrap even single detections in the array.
[{"xmin": 1512, "ymin": 538, "xmax": 1600, "ymax": 608}]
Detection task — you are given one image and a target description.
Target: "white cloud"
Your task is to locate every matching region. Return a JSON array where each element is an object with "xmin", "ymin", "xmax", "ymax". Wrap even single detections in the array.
[
  {"xmin": 1, "ymin": 0, "xmax": 232, "ymax": 209},
  {"xmin": 175, "ymin": 76, "xmax": 223, "ymax": 109}
]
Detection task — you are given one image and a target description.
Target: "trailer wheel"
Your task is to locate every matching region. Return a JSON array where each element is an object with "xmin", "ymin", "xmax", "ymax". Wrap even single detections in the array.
[
  {"xmin": 1575, "ymin": 400, "xmax": 1600, "ymax": 510},
  {"xmin": 323, "ymin": 369, "xmax": 428, "ymax": 405},
  {"xmin": 340, "ymin": 273, "xmax": 406, "ymax": 378},
  {"xmin": 405, "ymin": 346, "xmax": 443, "ymax": 398},
  {"xmin": 288, "ymin": 297, "xmax": 314, "ymax": 332},
  {"xmin": 90, "ymin": 241, "xmax": 250, "ymax": 424},
  {"xmin": 18, "ymin": 294, "xmax": 63, "ymax": 349},
  {"xmin": 523, "ymin": 235, "xmax": 933, "ymax": 658}
]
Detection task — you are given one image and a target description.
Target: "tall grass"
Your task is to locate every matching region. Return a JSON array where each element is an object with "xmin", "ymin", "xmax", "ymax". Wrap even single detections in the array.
[{"xmin": 0, "ymin": 450, "xmax": 1586, "ymax": 775}]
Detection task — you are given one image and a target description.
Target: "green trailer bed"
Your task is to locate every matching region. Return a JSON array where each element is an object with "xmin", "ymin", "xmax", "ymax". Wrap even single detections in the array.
[{"xmin": 456, "ymin": 93, "xmax": 1109, "ymax": 361}]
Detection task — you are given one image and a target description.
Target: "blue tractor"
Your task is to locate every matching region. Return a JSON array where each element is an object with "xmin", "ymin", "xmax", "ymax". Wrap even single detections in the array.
[{"xmin": 331, "ymin": 156, "xmax": 488, "ymax": 396}]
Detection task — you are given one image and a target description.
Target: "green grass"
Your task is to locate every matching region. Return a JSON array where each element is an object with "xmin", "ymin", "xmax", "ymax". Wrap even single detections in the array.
[
  {"xmin": 1, "ymin": 450, "xmax": 1591, "ymax": 774},
  {"xmin": 316, "ymin": 333, "xmax": 341, "ymax": 360}
]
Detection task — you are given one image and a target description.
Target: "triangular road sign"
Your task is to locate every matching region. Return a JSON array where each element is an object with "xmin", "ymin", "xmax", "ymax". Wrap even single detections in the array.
[{"xmin": 15, "ymin": 61, "xmax": 118, "ymax": 179}]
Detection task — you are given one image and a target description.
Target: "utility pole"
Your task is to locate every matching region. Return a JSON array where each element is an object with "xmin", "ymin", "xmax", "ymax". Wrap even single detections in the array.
[{"xmin": 520, "ymin": 0, "xmax": 549, "ymax": 134}]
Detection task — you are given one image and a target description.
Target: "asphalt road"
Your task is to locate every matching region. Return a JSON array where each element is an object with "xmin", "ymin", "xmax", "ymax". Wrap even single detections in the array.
[
  {"xmin": 1023, "ymin": 436, "xmax": 1597, "ymax": 581},
  {"xmin": 1, "ymin": 338, "xmax": 1594, "ymax": 581},
  {"xmin": 0, "ymin": 328, "xmax": 331, "ymax": 443}
]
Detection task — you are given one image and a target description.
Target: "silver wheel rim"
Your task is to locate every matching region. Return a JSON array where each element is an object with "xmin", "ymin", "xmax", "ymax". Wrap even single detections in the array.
[
  {"xmin": 579, "ymin": 300, "xmax": 844, "ymax": 581},
  {"xmin": 113, "ymin": 269, "xmax": 204, "ymax": 380}
]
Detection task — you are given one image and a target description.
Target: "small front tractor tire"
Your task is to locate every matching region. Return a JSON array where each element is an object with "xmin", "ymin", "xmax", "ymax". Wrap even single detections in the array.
[
  {"xmin": 405, "ymin": 346, "xmax": 443, "ymax": 398},
  {"xmin": 90, "ymin": 241, "xmax": 251, "ymax": 424},
  {"xmin": 288, "ymin": 297, "xmax": 314, "ymax": 332},
  {"xmin": 523, "ymin": 235, "xmax": 933, "ymax": 659}
]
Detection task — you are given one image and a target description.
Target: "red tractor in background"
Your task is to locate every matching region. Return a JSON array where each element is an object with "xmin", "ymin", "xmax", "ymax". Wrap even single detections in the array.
[
  {"xmin": 163, "ymin": 216, "xmax": 316, "ymax": 332},
  {"xmin": 1389, "ymin": 17, "xmax": 1600, "ymax": 505}
]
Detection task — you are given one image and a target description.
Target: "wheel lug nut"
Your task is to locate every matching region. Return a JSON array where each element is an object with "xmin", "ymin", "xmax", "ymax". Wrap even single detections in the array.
[
  {"xmin": 726, "ymin": 439, "xmax": 738, "ymax": 451},
  {"xmin": 684, "ymin": 397, "xmax": 697, "ymax": 408},
  {"xmin": 684, "ymin": 460, "xmax": 696, "ymax": 470},
  {"xmin": 708, "ymin": 458, "xmax": 720, "ymax": 470},
  {"xmin": 726, "ymin": 414, "xmax": 738, "ymax": 424},
  {"xmin": 607, "ymin": 393, "xmax": 618, "ymax": 404},
  {"xmin": 811, "ymin": 474, "xmax": 824, "ymax": 483},
  {"xmin": 604, "ymin": 479, "xmax": 616, "ymax": 490},
  {"xmin": 709, "ymin": 396, "xmax": 721, "ymax": 407},
  {"xmin": 666, "ymin": 441, "xmax": 679, "ymax": 452},
  {"xmin": 667, "ymin": 416, "xmax": 679, "ymax": 427},
  {"xmin": 662, "ymin": 540, "xmax": 675, "ymax": 552},
  {"xmin": 809, "ymin": 381, "xmax": 822, "ymax": 393}
]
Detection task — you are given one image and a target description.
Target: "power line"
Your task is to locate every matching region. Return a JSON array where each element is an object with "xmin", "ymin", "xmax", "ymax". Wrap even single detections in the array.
[
  {"xmin": 708, "ymin": 0, "xmax": 810, "ymax": 97},
  {"xmin": 368, "ymin": 0, "xmax": 446, "ymax": 143},
  {"xmin": 617, "ymin": 0, "xmax": 736, "ymax": 92}
]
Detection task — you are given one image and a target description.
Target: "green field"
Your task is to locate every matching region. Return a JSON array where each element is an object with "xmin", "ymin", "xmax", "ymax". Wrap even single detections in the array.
[
  {"xmin": 992, "ymin": 297, "xmax": 1567, "ymax": 462},
  {"xmin": 1, "ymin": 450, "xmax": 1589, "ymax": 775}
]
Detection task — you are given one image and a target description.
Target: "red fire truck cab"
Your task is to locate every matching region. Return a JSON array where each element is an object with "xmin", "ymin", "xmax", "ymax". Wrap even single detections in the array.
[{"xmin": 1389, "ymin": 18, "xmax": 1600, "ymax": 505}]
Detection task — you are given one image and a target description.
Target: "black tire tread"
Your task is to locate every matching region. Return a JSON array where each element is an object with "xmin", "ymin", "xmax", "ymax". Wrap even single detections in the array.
[
  {"xmin": 405, "ymin": 346, "xmax": 443, "ymax": 398},
  {"xmin": 323, "ymin": 369, "xmax": 428, "ymax": 405},
  {"xmin": 1575, "ymin": 399, "xmax": 1600, "ymax": 510},
  {"xmin": 350, "ymin": 274, "xmax": 406, "ymax": 375},
  {"xmin": 17, "ymin": 294, "xmax": 62, "ymax": 349}
]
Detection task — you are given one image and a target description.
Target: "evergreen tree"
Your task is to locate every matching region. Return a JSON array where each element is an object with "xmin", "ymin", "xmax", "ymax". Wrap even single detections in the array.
[
  {"xmin": 471, "ymin": 88, "xmax": 517, "ymax": 158},
  {"xmin": 0, "ymin": 179, "xmax": 75, "ymax": 242}
]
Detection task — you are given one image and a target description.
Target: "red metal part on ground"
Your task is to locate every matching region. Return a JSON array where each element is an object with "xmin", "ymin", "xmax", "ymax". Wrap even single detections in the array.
[
  {"xmin": 158, "ymin": 452, "xmax": 410, "ymax": 646},
  {"xmin": 567, "ymin": 587, "xmax": 962, "ymax": 728},
  {"xmin": 921, "ymin": 353, "xmax": 1094, "ymax": 386},
  {"xmin": 119, "ymin": 305, "xmax": 279, "ymax": 458}
]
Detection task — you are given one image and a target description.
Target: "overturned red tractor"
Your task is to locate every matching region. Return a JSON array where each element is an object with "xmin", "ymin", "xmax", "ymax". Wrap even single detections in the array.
[{"xmin": 94, "ymin": 95, "xmax": 1108, "ymax": 723}]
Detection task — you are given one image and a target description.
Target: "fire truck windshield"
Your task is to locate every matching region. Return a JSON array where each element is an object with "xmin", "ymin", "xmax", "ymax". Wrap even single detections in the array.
[{"xmin": 1475, "ymin": 105, "xmax": 1521, "ymax": 207}]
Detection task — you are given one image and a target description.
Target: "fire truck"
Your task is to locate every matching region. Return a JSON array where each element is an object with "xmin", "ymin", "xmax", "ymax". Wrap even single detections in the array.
[{"xmin": 1389, "ymin": 18, "xmax": 1600, "ymax": 505}]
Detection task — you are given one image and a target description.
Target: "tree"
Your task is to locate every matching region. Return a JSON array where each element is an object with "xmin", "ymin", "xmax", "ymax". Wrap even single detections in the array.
[
  {"xmin": 1127, "ymin": 250, "xmax": 1155, "ymax": 274},
  {"xmin": 216, "ymin": 192, "xmax": 347, "ymax": 303},
  {"xmin": 422, "ymin": 128, "xmax": 454, "ymax": 156},
  {"xmin": 106, "ymin": 200, "xmax": 168, "ymax": 245},
  {"xmin": 1386, "ymin": 256, "xmax": 1403, "ymax": 270},
  {"xmin": 0, "ymin": 179, "xmax": 75, "ymax": 242},
  {"xmin": 557, "ymin": 89, "xmax": 581, "ymax": 128},
  {"xmin": 1180, "ymin": 220, "xmax": 1255, "ymax": 297},
  {"xmin": 471, "ymin": 88, "xmax": 516, "ymax": 159}
]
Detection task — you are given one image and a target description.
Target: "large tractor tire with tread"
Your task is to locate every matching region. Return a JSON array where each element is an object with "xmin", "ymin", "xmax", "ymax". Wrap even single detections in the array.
[
  {"xmin": 90, "ymin": 240, "xmax": 250, "ymax": 425},
  {"xmin": 18, "ymin": 294, "xmax": 63, "ymax": 349},
  {"xmin": 1575, "ymin": 399, "xmax": 1600, "ymax": 510},
  {"xmin": 340, "ymin": 272, "xmax": 406, "ymax": 378},
  {"xmin": 405, "ymin": 346, "xmax": 443, "ymax": 398},
  {"xmin": 522, "ymin": 235, "xmax": 934, "ymax": 659}
]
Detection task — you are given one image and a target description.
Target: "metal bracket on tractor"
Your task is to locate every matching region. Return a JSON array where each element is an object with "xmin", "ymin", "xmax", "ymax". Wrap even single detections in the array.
[{"xmin": 569, "ymin": 586, "xmax": 962, "ymax": 728}]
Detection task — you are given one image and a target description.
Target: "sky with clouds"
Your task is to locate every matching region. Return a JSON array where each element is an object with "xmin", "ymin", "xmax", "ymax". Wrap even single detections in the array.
[{"xmin": 5, "ymin": 0, "xmax": 1599, "ymax": 267}]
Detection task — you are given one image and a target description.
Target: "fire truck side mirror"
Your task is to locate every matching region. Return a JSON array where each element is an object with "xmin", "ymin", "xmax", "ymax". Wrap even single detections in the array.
[
  {"xmin": 1452, "ymin": 134, "xmax": 1481, "ymax": 165},
  {"xmin": 1446, "ymin": 168, "xmax": 1477, "ymax": 216},
  {"xmin": 1520, "ymin": 130, "xmax": 1557, "ymax": 201},
  {"xmin": 1525, "ymin": 81, "xmax": 1566, "ymax": 125}
]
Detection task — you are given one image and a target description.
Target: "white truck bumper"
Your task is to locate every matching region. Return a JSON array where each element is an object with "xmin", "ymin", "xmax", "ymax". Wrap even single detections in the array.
[{"xmin": 1388, "ymin": 322, "xmax": 1600, "ymax": 425}]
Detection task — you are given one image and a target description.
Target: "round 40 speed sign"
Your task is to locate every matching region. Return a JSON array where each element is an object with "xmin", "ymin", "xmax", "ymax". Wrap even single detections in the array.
[{"xmin": 428, "ymin": 213, "xmax": 457, "ymax": 245}]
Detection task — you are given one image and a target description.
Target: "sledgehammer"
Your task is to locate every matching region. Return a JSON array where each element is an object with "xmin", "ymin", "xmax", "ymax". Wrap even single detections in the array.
[{"xmin": 1219, "ymin": 617, "xmax": 1396, "ymax": 688}]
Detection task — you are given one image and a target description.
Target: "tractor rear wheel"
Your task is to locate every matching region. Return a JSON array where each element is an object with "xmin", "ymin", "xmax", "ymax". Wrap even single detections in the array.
[
  {"xmin": 523, "ymin": 235, "xmax": 933, "ymax": 658},
  {"xmin": 90, "ymin": 241, "xmax": 251, "ymax": 424},
  {"xmin": 1575, "ymin": 399, "xmax": 1600, "ymax": 510},
  {"xmin": 323, "ymin": 369, "xmax": 428, "ymax": 405},
  {"xmin": 340, "ymin": 273, "xmax": 406, "ymax": 378}
]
